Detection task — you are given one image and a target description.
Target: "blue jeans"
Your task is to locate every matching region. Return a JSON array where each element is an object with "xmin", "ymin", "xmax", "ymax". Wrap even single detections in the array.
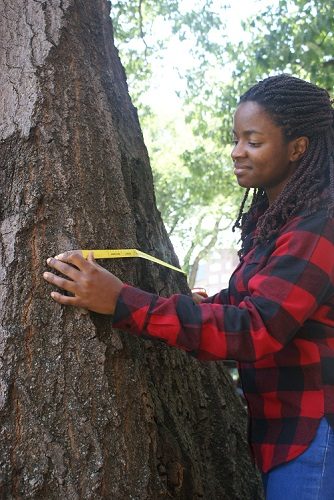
[{"xmin": 262, "ymin": 418, "xmax": 334, "ymax": 500}]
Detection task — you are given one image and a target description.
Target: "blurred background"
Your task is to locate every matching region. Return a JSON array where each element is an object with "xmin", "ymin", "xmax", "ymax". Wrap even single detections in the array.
[{"xmin": 110, "ymin": 0, "xmax": 334, "ymax": 290}]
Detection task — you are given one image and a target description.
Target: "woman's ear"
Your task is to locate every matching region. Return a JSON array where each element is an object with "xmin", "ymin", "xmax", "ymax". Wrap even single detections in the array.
[{"xmin": 290, "ymin": 136, "xmax": 309, "ymax": 162}]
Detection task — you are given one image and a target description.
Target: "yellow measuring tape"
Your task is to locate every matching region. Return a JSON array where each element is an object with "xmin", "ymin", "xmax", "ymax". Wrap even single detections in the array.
[{"xmin": 81, "ymin": 249, "xmax": 186, "ymax": 275}]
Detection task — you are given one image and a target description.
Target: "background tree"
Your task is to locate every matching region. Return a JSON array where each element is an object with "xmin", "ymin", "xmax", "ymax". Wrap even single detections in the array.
[
  {"xmin": 111, "ymin": 0, "xmax": 334, "ymax": 283},
  {"xmin": 0, "ymin": 0, "xmax": 262, "ymax": 498},
  {"xmin": 111, "ymin": 0, "xmax": 240, "ymax": 279},
  {"xmin": 229, "ymin": 0, "xmax": 334, "ymax": 92}
]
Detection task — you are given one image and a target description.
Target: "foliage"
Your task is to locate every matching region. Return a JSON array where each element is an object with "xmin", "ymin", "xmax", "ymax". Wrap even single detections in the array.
[
  {"xmin": 232, "ymin": 0, "xmax": 334, "ymax": 90},
  {"xmin": 110, "ymin": 0, "xmax": 225, "ymax": 103},
  {"xmin": 110, "ymin": 0, "xmax": 334, "ymax": 281},
  {"xmin": 110, "ymin": 0, "xmax": 239, "ymax": 277},
  {"xmin": 188, "ymin": 0, "xmax": 334, "ymax": 146}
]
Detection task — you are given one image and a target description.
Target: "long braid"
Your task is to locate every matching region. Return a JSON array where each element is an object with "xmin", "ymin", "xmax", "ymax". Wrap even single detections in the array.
[
  {"xmin": 234, "ymin": 74, "xmax": 334, "ymax": 257},
  {"xmin": 233, "ymin": 188, "xmax": 250, "ymax": 231}
]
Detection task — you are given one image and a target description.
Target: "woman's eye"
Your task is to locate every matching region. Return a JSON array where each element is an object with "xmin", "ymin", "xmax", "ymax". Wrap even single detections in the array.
[{"xmin": 249, "ymin": 142, "xmax": 261, "ymax": 147}]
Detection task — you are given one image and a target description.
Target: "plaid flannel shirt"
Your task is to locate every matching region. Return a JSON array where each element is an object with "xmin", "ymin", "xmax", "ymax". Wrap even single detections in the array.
[{"xmin": 113, "ymin": 208, "xmax": 334, "ymax": 472}]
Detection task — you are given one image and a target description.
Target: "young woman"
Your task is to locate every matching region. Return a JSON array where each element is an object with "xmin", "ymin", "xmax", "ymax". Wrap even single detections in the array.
[{"xmin": 43, "ymin": 74, "xmax": 334, "ymax": 499}]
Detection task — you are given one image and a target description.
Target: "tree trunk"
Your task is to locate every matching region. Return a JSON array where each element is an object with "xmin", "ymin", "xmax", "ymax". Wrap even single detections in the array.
[{"xmin": 0, "ymin": 1, "xmax": 262, "ymax": 498}]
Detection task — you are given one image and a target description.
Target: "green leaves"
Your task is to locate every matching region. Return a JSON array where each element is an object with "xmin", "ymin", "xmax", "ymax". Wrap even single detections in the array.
[
  {"xmin": 229, "ymin": 0, "xmax": 334, "ymax": 90},
  {"xmin": 110, "ymin": 0, "xmax": 225, "ymax": 101},
  {"xmin": 110, "ymin": 0, "xmax": 334, "ymax": 277}
]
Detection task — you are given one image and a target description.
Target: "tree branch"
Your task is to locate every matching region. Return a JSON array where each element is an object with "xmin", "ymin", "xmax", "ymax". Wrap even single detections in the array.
[{"xmin": 138, "ymin": 0, "xmax": 149, "ymax": 58}]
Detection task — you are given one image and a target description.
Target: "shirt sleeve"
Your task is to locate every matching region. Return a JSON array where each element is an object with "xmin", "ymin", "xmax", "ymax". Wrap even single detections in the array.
[
  {"xmin": 202, "ymin": 288, "xmax": 230, "ymax": 305},
  {"xmin": 112, "ymin": 216, "xmax": 334, "ymax": 362}
]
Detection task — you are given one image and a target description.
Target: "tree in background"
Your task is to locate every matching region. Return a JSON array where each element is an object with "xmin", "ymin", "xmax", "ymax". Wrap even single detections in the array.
[
  {"xmin": 0, "ymin": 0, "xmax": 262, "ymax": 497},
  {"xmin": 111, "ymin": 0, "xmax": 334, "ymax": 282},
  {"xmin": 229, "ymin": 0, "xmax": 334, "ymax": 92},
  {"xmin": 111, "ymin": 0, "xmax": 241, "ymax": 280}
]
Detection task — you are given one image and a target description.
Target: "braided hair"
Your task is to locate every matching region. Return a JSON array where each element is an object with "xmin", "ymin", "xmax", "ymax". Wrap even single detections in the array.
[{"xmin": 232, "ymin": 74, "xmax": 334, "ymax": 258}]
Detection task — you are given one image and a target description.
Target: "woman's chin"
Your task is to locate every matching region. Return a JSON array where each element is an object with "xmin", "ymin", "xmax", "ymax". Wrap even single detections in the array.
[{"xmin": 236, "ymin": 177, "xmax": 254, "ymax": 189}]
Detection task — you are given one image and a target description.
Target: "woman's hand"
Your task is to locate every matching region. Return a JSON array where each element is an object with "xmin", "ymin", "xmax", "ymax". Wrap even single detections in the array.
[
  {"xmin": 191, "ymin": 288, "xmax": 208, "ymax": 304},
  {"xmin": 43, "ymin": 251, "xmax": 123, "ymax": 314}
]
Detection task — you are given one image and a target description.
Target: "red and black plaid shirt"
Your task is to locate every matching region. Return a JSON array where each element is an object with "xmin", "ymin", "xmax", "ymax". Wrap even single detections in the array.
[{"xmin": 113, "ymin": 208, "xmax": 334, "ymax": 472}]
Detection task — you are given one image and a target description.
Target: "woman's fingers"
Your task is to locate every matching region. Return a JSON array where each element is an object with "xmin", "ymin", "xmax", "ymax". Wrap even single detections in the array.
[
  {"xmin": 50, "ymin": 291, "xmax": 78, "ymax": 306},
  {"xmin": 192, "ymin": 292, "xmax": 205, "ymax": 304},
  {"xmin": 54, "ymin": 250, "xmax": 90, "ymax": 270},
  {"xmin": 44, "ymin": 253, "xmax": 83, "ymax": 295},
  {"xmin": 46, "ymin": 257, "xmax": 80, "ymax": 281},
  {"xmin": 43, "ymin": 270, "xmax": 76, "ymax": 294},
  {"xmin": 43, "ymin": 249, "xmax": 124, "ymax": 314},
  {"xmin": 87, "ymin": 251, "xmax": 95, "ymax": 262}
]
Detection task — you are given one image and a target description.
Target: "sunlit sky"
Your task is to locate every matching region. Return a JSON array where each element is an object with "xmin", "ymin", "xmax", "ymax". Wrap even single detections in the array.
[
  {"xmin": 135, "ymin": 0, "xmax": 277, "ymax": 264},
  {"xmin": 143, "ymin": 0, "xmax": 276, "ymax": 113}
]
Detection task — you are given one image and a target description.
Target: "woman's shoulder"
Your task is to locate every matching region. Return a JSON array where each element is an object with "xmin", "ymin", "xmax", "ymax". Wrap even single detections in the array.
[{"xmin": 280, "ymin": 208, "xmax": 334, "ymax": 240}]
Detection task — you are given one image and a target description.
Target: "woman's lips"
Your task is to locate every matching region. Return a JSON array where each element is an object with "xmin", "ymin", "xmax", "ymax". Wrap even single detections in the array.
[{"xmin": 234, "ymin": 166, "xmax": 251, "ymax": 175}]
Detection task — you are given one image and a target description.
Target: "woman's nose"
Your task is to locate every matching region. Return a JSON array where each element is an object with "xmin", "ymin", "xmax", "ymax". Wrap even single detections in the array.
[{"xmin": 231, "ymin": 141, "xmax": 246, "ymax": 160}]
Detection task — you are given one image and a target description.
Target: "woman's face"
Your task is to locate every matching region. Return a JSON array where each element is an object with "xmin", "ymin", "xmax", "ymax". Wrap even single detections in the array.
[{"xmin": 231, "ymin": 101, "xmax": 300, "ymax": 204}]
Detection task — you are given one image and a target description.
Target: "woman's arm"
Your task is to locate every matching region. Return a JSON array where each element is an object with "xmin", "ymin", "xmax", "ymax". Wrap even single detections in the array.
[
  {"xmin": 43, "ymin": 215, "xmax": 334, "ymax": 363},
  {"xmin": 112, "ymin": 215, "xmax": 334, "ymax": 362}
]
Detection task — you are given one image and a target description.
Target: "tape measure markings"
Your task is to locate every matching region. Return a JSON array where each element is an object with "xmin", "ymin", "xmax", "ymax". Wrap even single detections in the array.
[{"xmin": 81, "ymin": 249, "xmax": 186, "ymax": 274}]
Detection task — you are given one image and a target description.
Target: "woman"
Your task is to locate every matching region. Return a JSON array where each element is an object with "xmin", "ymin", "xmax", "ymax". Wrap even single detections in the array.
[{"xmin": 43, "ymin": 74, "xmax": 334, "ymax": 499}]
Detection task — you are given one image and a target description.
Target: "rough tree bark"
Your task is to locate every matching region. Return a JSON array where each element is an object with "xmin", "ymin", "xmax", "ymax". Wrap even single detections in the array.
[{"xmin": 0, "ymin": 1, "xmax": 263, "ymax": 498}]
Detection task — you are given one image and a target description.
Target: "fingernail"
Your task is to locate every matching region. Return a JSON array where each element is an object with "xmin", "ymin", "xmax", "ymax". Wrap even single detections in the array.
[{"xmin": 47, "ymin": 258, "xmax": 51, "ymax": 264}]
